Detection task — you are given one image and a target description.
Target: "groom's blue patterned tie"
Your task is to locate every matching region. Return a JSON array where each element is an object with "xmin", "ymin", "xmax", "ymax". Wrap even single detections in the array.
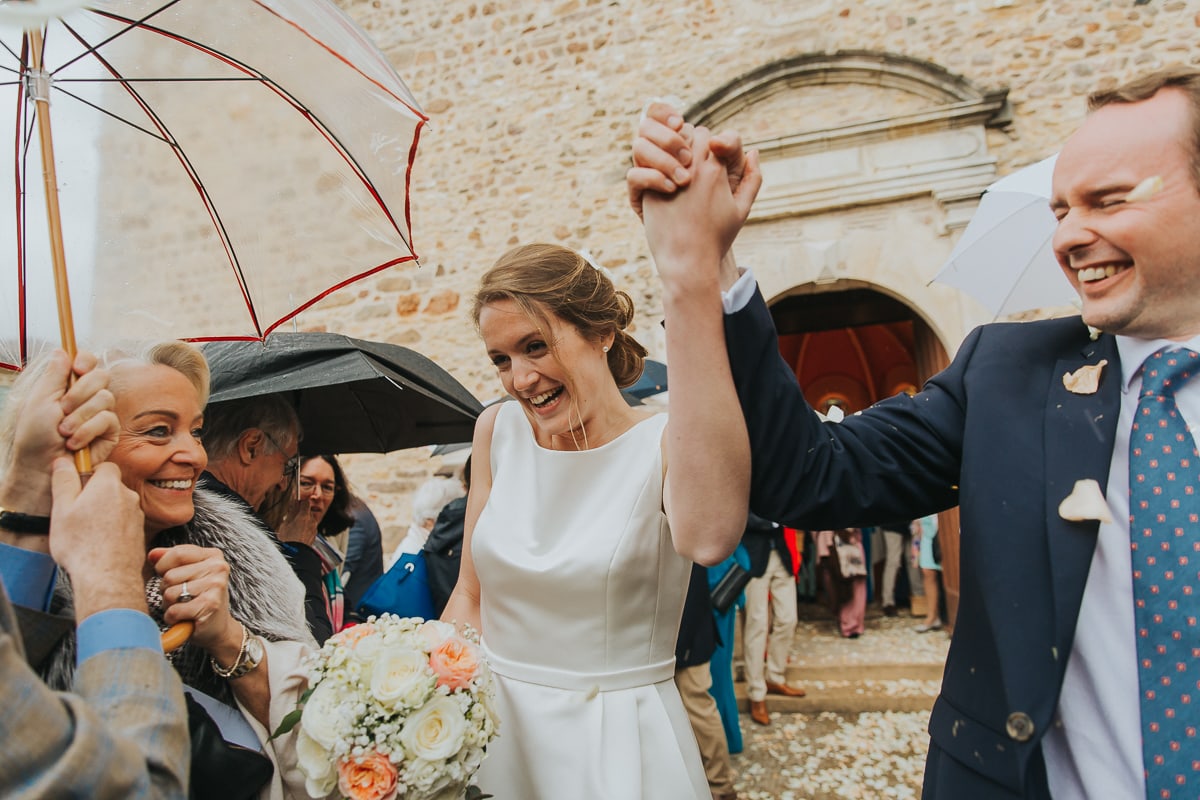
[{"xmin": 1128, "ymin": 347, "xmax": 1200, "ymax": 799}]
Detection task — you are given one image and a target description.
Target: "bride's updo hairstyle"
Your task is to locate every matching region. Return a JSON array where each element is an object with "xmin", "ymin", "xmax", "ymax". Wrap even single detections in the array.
[{"xmin": 472, "ymin": 243, "xmax": 648, "ymax": 389}]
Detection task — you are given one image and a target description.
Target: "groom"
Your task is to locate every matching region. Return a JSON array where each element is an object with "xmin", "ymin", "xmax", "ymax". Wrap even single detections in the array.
[{"xmin": 630, "ymin": 66, "xmax": 1200, "ymax": 799}]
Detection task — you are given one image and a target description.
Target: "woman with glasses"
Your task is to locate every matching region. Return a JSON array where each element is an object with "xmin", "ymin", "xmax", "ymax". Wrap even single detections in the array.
[{"xmin": 263, "ymin": 455, "xmax": 354, "ymax": 635}]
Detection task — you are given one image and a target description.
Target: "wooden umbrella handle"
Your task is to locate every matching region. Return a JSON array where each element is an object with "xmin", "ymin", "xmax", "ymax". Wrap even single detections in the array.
[
  {"xmin": 161, "ymin": 621, "xmax": 194, "ymax": 653},
  {"xmin": 26, "ymin": 29, "xmax": 91, "ymax": 476}
]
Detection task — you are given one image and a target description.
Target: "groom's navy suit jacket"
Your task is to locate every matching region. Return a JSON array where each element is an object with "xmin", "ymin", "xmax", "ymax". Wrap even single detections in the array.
[{"xmin": 724, "ymin": 288, "xmax": 1122, "ymax": 799}]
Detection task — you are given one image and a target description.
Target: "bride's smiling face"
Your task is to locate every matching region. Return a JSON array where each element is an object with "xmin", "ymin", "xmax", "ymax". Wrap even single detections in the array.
[{"xmin": 479, "ymin": 298, "xmax": 612, "ymax": 442}]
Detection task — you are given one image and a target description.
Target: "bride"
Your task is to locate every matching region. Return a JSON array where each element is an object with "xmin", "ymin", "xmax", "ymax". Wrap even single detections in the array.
[{"xmin": 441, "ymin": 242, "xmax": 749, "ymax": 799}]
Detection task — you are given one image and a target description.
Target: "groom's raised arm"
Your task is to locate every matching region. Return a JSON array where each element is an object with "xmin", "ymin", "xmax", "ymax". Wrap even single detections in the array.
[{"xmin": 629, "ymin": 101, "xmax": 961, "ymax": 530}]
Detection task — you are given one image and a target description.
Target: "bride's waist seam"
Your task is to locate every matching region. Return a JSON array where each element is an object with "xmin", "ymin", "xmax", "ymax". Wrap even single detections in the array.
[{"xmin": 481, "ymin": 643, "xmax": 675, "ymax": 692}]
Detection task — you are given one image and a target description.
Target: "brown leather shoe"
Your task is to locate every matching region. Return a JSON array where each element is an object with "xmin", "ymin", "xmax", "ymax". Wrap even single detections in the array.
[
  {"xmin": 765, "ymin": 680, "xmax": 807, "ymax": 698},
  {"xmin": 749, "ymin": 699, "xmax": 770, "ymax": 725}
]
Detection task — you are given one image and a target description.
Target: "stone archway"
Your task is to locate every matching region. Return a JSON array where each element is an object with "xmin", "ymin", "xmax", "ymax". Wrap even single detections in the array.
[
  {"xmin": 686, "ymin": 51, "xmax": 1006, "ymax": 624},
  {"xmin": 766, "ymin": 279, "xmax": 962, "ymax": 622}
]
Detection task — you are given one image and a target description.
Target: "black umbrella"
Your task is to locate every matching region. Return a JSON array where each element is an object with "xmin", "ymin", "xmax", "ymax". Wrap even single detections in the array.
[{"xmin": 203, "ymin": 333, "xmax": 482, "ymax": 455}]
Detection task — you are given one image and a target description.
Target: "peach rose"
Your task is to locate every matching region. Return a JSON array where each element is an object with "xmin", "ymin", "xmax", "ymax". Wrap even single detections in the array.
[
  {"xmin": 428, "ymin": 635, "xmax": 481, "ymax": 690},
  {"xmin": 337, "ymin": 751, "xmax": 399, "ymax": 800},
  {"xmin": 331, "ymin": 622, "xmax": 376, "ymax": 647}
]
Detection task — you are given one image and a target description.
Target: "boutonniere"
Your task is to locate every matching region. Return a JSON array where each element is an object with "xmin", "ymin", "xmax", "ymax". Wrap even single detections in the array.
[
  {"xmin": 1062, "ymin": 360, "xmax": 1107, "ymax": 394},
  {"xmin": 1057, "ymin": 479, "xmax": 1113, "ymax": 523}
]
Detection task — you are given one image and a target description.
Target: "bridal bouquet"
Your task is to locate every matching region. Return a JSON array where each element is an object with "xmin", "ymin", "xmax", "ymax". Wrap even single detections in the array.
[{"xmin": 277, "ymin": 615, "xmax": 499, "ymax": 800}]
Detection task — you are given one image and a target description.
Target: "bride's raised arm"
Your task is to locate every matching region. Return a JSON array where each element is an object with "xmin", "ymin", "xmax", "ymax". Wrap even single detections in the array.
[{"xmin": 646, "ymin": 126, "xmax": 761, "ymax": 566}]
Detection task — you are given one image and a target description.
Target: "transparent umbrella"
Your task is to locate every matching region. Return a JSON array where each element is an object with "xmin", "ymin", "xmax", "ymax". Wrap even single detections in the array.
[
  {"xmin": 0, "ymin": 0, "xmax": 427, "ymax": 651},
  {"xmin": 932, "ymin": 154, "xmax": 1077, "ymax": 317},
  {"xmin": 0, "ymin": 0, "xmax": 427, "ymax": 370}
]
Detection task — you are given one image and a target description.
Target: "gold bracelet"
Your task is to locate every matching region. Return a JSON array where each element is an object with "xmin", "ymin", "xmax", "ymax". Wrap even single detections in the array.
[{"xmin": 210, "ymin": 623, "xmax": 249, "ymax": 679}]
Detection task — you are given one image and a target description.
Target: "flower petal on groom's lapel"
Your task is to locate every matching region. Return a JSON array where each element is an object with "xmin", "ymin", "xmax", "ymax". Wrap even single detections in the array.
[
  {"xmin": 1058, "ymin": 479, "xmax": 1113, "ymax": 523},
  {"xmin": 1062, "ymin": 360, "xmax": 1108, "ymax": 395}
]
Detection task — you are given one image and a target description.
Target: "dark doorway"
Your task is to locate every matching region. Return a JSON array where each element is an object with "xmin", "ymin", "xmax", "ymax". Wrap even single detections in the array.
[{"xmin": 767, "ymin": 282, "xmax": 962, "ymax": 626}]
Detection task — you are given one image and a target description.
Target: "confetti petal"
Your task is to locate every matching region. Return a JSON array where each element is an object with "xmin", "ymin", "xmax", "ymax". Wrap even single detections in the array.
[
  {"xmin": 1062, "ymin": 359, "xmax": 1107, "ymax": 394},
  {"xmin": 1125, "ymin": 175, "xmax": 1164, "ymax": 204},
  {"xmin": 1058, "ymin": 479, "xmax": 1113, "ymax": 523}
]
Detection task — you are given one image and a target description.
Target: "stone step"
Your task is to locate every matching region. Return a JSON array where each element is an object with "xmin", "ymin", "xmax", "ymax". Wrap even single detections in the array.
[
  {"xmin": 734, "ymin": 663, "xmax": 942, "ymax": 715},
  {"xmin": 786, "ymin": 663, "xmax": 944, "ymax": 682},
  {"xmin": 729, "ymin": 681, "xmax": 936, "ymax": 714}
]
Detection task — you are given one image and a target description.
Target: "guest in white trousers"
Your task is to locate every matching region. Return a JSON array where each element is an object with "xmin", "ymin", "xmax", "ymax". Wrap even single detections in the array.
[{"xmin": 742, "ymin": 513, "xmax": 805, "ymax": 726}]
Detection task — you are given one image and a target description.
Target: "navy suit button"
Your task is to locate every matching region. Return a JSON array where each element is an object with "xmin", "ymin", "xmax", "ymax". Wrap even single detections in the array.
[{"xmin": 1006, "ymin": 712, "xmax": 1035, "ymax": 742}]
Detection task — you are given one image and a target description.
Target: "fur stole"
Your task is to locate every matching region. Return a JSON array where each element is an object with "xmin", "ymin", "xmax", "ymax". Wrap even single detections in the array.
[{"xmin": 41, "ymin": 486, "xmax": 315, "ymax": 707}]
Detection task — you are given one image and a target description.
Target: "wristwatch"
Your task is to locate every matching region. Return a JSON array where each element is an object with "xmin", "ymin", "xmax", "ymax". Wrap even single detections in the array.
[{"xmin": 210, "ymin": 625, "xmax": 265, "ymax": 679}]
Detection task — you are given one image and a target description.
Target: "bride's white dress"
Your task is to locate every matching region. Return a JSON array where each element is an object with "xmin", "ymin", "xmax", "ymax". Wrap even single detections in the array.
[{"xmin": 471, "ymin": 401, "xmax": 708, "ymax": 799}]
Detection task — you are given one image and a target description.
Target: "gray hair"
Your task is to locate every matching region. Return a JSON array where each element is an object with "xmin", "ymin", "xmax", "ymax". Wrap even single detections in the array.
[
  {"xmin": 201, "ymin": 394, "xmax": 300, "ymax": 463},
  {"xmin": 106, "ymin": 340, "xmax": 211, "ymax": 407},
  {"xmin": 412, "ymin": 476, "xmax": 465, "ymax": 526}
]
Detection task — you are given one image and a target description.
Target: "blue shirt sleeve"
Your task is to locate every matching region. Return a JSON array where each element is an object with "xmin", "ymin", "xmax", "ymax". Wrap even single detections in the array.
[
  {"xmin": 76, "ymin": 609, "xmax": 162, "ymax": 664},
  {"xmin": 0, "ymin": 542, "xmax": 161, "ymax": 662},
  {"xmin": 0, "ymin": 541, "xmax": 58, "ymax": 611}
]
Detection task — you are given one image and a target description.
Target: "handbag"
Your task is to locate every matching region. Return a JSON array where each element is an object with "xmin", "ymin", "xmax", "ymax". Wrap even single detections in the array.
[
  {"xmin": 357, "ymin": 551, "xmax": 436, "ymax": 620},
  {"xmin": 185, "ymin": 690, "xmax": 274, "ymax": 800},
  {"xmin": 710, "ymin": 561, "xmax": 752, "ymax": 614},
  {"xmin": 834, "ymin": 532, "xmax": 867, "ymax": 578}
]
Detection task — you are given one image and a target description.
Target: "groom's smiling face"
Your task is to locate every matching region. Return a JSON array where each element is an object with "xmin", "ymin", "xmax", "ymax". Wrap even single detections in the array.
[{"xmin": 1051, "ymin": 87, "xmax": 1200, "ymax": 341}]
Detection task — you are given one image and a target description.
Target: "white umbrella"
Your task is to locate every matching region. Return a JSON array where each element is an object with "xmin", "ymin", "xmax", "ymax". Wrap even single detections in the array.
[{"xmin": 932, "ymin": 154, "xmax": 1078, "ymax": 316}]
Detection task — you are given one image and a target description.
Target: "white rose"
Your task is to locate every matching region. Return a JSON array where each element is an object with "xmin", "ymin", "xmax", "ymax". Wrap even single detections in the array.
[
  {"xmin": 351, "ymin": 632, "xmax": 383, "ymax": 664},
  {"xmin": 417, "ymin": 619, "xmax": 457, "ymax": 649},
  {"xmin": 300, "ymin": 681, "xmax": 345, "ymax": 751},
  {"xmin": 295, "ymin": 728, "xmax": 338, "ymax": 795},
  {"xmin": 370, "ymin": 650, "xmax": 436, "ymax": 709},
  {"xmin": 400, "ymin": 696, "xmax": 468, "ymax": 762}
]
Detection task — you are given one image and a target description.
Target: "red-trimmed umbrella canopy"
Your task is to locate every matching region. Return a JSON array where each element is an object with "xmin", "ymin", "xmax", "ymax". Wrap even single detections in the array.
[{"xmin": 0, "ymin": 0, "xmax": 427, "ymax": 370}]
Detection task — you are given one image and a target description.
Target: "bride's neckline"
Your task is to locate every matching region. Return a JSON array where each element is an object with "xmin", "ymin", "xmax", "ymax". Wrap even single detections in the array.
[{"xmin": 529, "ymin": 410, "xmax": 660, "ymax": 454}]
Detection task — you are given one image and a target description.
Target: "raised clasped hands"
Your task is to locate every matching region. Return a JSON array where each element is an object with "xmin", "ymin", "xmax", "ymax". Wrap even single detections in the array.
[{"xmin": 626, "ymin": 100, "xmax": 762, "ymax": 291}]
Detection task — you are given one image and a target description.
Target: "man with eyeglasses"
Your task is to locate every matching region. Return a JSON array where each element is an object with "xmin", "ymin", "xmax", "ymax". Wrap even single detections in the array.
[{"xmin": 197, "ymin": 395, "xmax": 333, "ymax": 644}]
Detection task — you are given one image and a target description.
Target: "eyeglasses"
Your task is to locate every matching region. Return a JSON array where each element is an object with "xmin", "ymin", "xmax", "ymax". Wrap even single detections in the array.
[
  {"xmin": 298, "ymin": 477, "xmax": 338, "ymax": 498},
  {"xmin": 261, "ymin": 429, "xmax": 300, "ymax": 476}
]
